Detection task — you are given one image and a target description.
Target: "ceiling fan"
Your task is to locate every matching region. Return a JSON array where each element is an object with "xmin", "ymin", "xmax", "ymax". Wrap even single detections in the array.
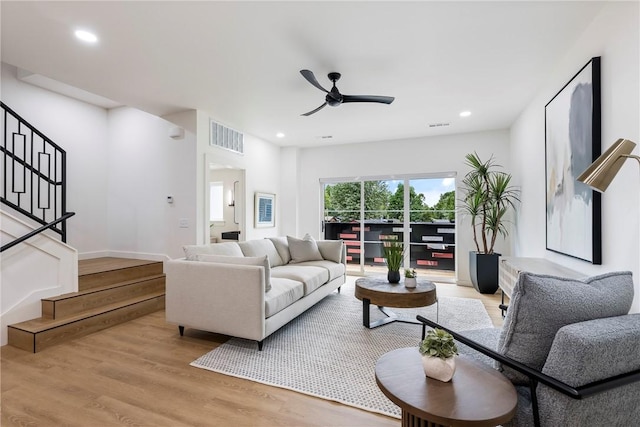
[{"xmin": 299, "ymin": 69, "xmax": 395, "ymax": 116}]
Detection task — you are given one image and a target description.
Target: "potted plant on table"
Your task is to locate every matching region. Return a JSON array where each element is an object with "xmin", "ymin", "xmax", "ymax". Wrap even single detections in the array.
[
  {"xmin": 419, "ymin": 328, "xmax": 459, "ymax": 382},
  {"xmin": 382, "ymin": 240, "xmax": 404, "ymax": 283},
  {"xmin": 404, "ymin": 268, "xmax": 417, "ymax": 288},
  {"xmin": 459, "ymin": 152, "xmax": 520, "ymax": 294}
]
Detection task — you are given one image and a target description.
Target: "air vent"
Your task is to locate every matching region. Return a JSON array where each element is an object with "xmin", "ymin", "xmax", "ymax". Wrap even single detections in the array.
[
  {"xmin": 210, "ymin": 120, "xmax": 244, "ymax": 154},
  {"xmin": 428, "ymin": 123, "xmax": 450, "ymax": 128}
]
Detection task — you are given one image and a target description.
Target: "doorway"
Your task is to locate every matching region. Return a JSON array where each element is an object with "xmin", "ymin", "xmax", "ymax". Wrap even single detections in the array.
[{"xmin": 207, "ymin": 165, "xmax": 245, "ymax": 244}]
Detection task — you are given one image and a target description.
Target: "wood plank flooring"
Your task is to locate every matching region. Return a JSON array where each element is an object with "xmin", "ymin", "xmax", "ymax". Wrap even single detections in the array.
[{"xmin": 1, "ymin": 279, "xmax": 504, "ymax": 427}]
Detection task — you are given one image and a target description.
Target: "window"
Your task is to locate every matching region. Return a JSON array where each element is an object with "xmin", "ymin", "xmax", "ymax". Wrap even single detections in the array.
[{"xmin": 209, "ymin": 182, "xmax": 224, "ymax": 222}]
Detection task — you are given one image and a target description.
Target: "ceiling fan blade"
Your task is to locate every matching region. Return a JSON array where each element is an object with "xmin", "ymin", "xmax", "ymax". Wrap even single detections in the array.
[
  {"xmin": 301, "ymin": 102, "xmax": 328, "ymax": 116},
  {"xmin": 342, "ymin": 95, "xmax": 395, "ymax": 104},
  {"xmin": 300, "ymin": 69, "xmax": 329, "ymax": 93}
]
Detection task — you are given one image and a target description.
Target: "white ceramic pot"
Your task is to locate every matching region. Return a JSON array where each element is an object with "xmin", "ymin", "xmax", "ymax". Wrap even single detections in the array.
[
  {"xmin": 421, "ymin": 355, "xmax": 456, "ymax": 382},
  {"xmin": 404, "ymin": 277, "xmax": 417, "ymax": 288}
]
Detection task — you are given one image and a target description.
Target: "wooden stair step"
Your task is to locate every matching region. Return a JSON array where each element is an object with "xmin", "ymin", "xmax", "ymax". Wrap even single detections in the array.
[
  {"xmin": 42, "ymin": 274, "xmax": 165, "ymax": 319},
  {"xmin": 7, "ymin": 292, "xmax": 165, "ymax": 353},
  {"xmin": 78, "ymin": 258, "xmax": 164, "ymax": 291}
]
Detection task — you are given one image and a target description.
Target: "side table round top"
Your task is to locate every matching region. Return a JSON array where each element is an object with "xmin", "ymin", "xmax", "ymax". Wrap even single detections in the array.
[
  {"xmin": 355, "ymin": 276, "xmax": 437, "ymax": 308},
  {"xmin": 375, "ymin": 347, "xmax": 517, "ymax": 427}
]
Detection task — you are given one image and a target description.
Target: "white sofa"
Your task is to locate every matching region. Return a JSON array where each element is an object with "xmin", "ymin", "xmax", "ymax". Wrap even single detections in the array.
[{"xmin": 165, "ymin": 235, "xmax": 346, "ymax": 350}]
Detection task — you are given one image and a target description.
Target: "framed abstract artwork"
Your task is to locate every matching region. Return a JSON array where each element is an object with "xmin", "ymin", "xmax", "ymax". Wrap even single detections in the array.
[
  {"xmin": 545, "ymin": 57, "xmax": 601, "ymax": 264},
  {"xmin": 255, "ymin": 192, "xmax": 275, "ymax": 228}
]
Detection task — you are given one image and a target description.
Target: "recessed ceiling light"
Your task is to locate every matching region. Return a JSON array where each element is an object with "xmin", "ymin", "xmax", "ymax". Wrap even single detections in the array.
[
  {"xmin": 74, "ymin": 29, "xmax": 98, "ymax": 43},
  {"xmin": 276, "ymin": 132, "xmax": 285, "ymax": 138},
  {"xmin": 460, "ymin": 111, "xmax": 472, "ymax": 118}
]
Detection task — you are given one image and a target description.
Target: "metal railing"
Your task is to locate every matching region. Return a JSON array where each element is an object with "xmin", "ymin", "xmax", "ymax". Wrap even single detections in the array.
[{"xmin": 1, "ymin": 101, "xmax": 72, "ymax": 246}]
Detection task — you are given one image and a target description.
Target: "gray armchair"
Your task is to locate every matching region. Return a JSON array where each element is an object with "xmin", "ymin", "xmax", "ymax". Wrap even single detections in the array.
[{"xmin": 418, "ymin": 271, "xmax": 640, "ymax": 427}]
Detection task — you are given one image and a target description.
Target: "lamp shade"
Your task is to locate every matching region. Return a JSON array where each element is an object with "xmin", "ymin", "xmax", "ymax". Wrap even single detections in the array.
[{"xmin": 577, "ymin": 139, "xmax": 638, "ymax": 192}]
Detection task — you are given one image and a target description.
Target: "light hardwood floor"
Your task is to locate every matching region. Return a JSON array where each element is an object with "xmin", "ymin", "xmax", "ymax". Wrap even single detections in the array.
[{"xmin": 1, "ymin": 279, "xmax": 505, "ymax": 427}]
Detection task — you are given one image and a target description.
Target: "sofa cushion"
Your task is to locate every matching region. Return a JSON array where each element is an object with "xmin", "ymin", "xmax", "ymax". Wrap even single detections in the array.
[
  {"xmin": 183, "ymin": 242, "xmax": 243, "ymax": 260},
  {"xmin": 317, "ymin": 240, "xmax": 344, "ymax": 263},
  {"xmin": 497, "ymin": 271, "xmax": 634, "ymax": 384},
  {"xmin": 238, "ymin": 239, "xmax": 284, "ymax": 267},
  {"xmin": 195, "ymin": 254, "xmax": 272, "ymax": 292},
  {"xmin": 265, "ymin": 278, "xmax": 304, "ymax": 318},
  {"xmin": 295, "ymin": 260, "xmax": 345, "ymax": 281},
  {"xmin": 271, "ymin": 265, "xmax": 329, "ymax": 295},
  {"xmin": 287, "ymin": 234, "xmax": 324, "ymax": 263},
  {"xmin": 268, "ymin": 236, "xmax": 291, "ymax": 265}
]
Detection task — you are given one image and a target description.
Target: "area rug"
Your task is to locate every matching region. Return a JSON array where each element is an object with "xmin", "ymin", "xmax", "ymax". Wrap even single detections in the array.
[{"xmin": 191, "ymin": 278, "xmax": 493, "ymax": 419}]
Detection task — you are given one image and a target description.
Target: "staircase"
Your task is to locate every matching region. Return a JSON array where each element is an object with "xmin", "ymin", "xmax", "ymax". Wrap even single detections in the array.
[{"xmin": 7, "ymin": 257, "xmax": 165, "ymax": 353}]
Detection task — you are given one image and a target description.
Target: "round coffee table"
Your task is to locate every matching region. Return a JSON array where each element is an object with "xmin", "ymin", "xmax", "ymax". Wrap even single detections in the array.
[
  {"xmin": 355, "ymin": 276, "xmax": 437, "ymax": 329},
  {"xmin": 376, "ymin": 347, "xmax": 517, "ymax": 427}
]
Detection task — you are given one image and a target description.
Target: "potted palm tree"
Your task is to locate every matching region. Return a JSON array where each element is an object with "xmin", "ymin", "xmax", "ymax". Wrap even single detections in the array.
[{"xmin": 460, "ymin": 152, "xmax": 520, "ymax": 294}]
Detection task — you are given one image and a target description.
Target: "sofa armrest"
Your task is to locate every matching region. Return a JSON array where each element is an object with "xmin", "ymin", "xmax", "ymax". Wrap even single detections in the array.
[{"xmin": 165, "ymin": 259, "xmax": 267, "ymax": 341}]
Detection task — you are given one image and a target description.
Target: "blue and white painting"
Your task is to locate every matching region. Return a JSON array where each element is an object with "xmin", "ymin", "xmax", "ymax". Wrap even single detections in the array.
[
  {"xmin": 255, "ymin": 192, "xmax": 275, "ymax": 227},
  {"xmin": 545, "ymin": 58, "xmax": 601, "ymax": 263}
]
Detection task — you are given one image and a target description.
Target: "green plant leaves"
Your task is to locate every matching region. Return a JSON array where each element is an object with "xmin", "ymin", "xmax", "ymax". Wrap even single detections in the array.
[{"xmin": 419, "ymin": 328, "xmax": 459, "ymax": 359}]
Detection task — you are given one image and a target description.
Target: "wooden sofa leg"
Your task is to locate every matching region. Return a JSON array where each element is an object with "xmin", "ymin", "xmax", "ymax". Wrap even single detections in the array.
[
  {"xmin": 258, "ymin": 340, "xmax": 264, "ymax": 351},
  {"xmin": 178, "ymin": 326, "xmax": 185, "ymax": 336},
  {"xmin": 337, "ymin": 286, "xmax": 341, "ymax": 294}
]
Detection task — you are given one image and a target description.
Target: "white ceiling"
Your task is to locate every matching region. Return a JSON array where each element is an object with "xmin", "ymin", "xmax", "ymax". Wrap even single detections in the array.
[{"xmin": 1, "ymin": 1, "xmax": 606, "ymax": 147}]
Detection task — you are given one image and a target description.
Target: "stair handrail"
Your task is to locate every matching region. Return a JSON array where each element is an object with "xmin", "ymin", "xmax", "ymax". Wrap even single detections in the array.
[
  {"xmin": 1, "ymin": 211, "xmax": 76, "ymax": 253},
  {"xmin": 1, "ymin": 101, "xmax": 72, "ymax": 244}
]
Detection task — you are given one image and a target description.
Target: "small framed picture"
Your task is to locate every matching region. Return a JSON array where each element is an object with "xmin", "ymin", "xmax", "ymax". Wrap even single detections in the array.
[{"xmin": 255, "ymin": 192, "xmax": 275, "ymax": 228}]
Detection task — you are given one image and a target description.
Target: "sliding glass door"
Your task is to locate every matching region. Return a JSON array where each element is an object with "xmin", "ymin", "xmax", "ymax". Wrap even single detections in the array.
[{"xmin": 322, "ymin": 174, "xmax": 456, "ymax": 280}]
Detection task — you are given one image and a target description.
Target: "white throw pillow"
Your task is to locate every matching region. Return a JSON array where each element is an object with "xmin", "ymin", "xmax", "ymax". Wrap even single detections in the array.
[
  {"xmin": 317, "ymin": 240, "xmax": 344, "ymax": 263},
  {"xmin": 287, "ymin": 234, "xmax": 324, "ymax": 263},
  {"xmin": 238, "ymin": 239, "xmax": 284, "ymax": 267},
  {"xmin": 268, "ymin": 236, "xmax": 291, "ymax": 264},
  {"xmin": 195, "ymin": 254, "xmax": 272, "ymax": 292}
]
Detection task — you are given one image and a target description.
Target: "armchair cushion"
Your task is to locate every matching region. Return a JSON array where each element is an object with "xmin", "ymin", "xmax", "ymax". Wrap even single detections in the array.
[
  {"xmin": 498, "ymin": 271, "xmax": 634, "ymax": 384},
  {"xmin": 542, "ymin": 313, "xmax": 640, "ymax": 386}
]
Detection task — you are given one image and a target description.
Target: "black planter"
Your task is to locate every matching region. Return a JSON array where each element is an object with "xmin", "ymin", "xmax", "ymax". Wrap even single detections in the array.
[
  {"xmin": 387, "ymin": 270, "xmax": 401, "ymax": 284},
  {"xmin": 469, "ymin": 252, "xmax": 500, "ymax": 294}
]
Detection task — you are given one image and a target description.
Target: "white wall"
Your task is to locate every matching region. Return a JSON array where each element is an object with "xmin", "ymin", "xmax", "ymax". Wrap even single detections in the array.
[
  {"xmin": 106, "ymin": 107, "xmax": 198, "ymax": 259},
  {"xmin": 510, "ymin": 1, "xmax": 640, "ymax": 312},
  {"xmin": 1, "ymin": 63, "xmax": 109, "ymax": 253},
  {"xmin": 291, "ymin": 129, "xmax": 511, "ymax": 285}
]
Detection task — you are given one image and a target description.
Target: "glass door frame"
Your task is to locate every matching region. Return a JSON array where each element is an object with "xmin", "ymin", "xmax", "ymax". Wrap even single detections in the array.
[{"xmin": 320, "ymin": 172, "xmax": 457, "ymax": 281}]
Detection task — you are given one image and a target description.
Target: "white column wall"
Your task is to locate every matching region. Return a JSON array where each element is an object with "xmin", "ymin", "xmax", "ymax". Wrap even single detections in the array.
[
  {"xmin": 106, "ymin": 107, "xmax": 197, "ymax": 259},
  {"xmin": 510, "ymin": 1, "xmax": 640, "ymax": 311},
  {"xmin": 292, "ymin": 129, "xmax": 511, "ymax": 285}
]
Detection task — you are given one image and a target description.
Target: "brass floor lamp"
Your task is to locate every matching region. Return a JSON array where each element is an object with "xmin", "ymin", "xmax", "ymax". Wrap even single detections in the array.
[
  {"xmin": 577, "ymin": 138, "xmax": 639, "ymax": 191},
  {"xmin": 577, "ymin": 138, "xmax": 639, "ymax": 312}
]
